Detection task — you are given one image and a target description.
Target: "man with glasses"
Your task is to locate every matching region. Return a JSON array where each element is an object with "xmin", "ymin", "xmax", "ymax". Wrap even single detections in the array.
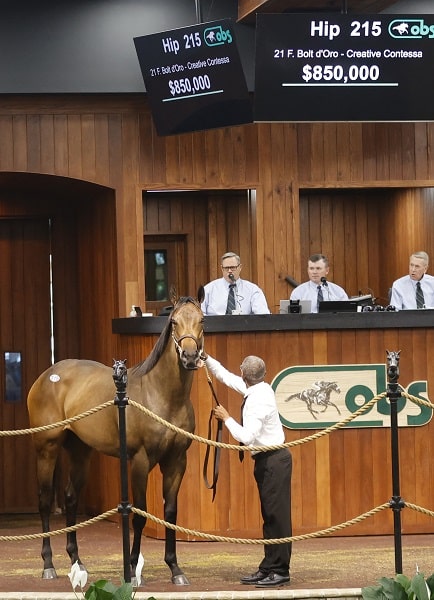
[{"xmin": 201, "ymin": 251, "xmax": 270, "ymax": 315}]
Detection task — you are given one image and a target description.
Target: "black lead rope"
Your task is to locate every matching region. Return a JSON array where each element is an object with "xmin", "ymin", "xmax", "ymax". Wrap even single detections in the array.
[{"xmin": 202, "ymin": 368, "xmax": 222, "ymax": 502}]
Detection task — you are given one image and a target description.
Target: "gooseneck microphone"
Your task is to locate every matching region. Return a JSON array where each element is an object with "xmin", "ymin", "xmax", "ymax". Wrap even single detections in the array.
[
  {"xmin": 228, "ymin": 273, "xmax": 235, "ymax": 282},
  {"xmin": 321, "ymin": 277, "xmax": 328, "ymax": 286}
]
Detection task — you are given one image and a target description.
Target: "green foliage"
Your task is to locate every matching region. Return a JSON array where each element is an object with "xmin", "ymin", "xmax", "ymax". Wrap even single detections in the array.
[
  {"xmin": 362, "ymin": 572, "xmax": 434, "ymax": 600},
  {"xmin": 84, "ymin": 579, "xmax": 134, "ymax": 600}
]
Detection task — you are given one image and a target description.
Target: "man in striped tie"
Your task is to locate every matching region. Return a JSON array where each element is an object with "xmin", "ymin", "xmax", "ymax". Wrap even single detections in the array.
[
  {"xmin": 390, "ymin": 251, "xmax": 434, "ymax": 310},
  {"xmin": 201, "ymin": 252, "xmax": 270, "ymax": 315}
]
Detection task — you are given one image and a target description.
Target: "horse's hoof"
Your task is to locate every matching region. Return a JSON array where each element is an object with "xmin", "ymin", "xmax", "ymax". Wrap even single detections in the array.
[
  {"xmin": 42, "ymin": 568, "xmax": 58, "ymax": 579},
  {"xmin": 172, "ymin": 574, "xmax": 190, "ymax": 585}
]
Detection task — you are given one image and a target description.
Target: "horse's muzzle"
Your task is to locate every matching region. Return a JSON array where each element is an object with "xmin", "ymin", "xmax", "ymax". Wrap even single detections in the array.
[{"xmin": 180, "ymin": 350, "xmax": 201, "ymax": 370}]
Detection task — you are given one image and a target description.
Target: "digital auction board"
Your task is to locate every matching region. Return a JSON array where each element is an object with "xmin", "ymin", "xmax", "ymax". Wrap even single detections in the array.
[
  {"xmin": 134, "ymin": 19, "xmax": 253, "ymax": 136},
  {"xmin": 254, "ymin": 14, "xmax": 434, "ymax": 122}
]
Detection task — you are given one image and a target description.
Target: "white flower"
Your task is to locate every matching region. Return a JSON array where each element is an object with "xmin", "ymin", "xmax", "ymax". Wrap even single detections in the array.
[
  {"xmin": 135, "ymin": 553, "xmax": 145, "ymax": 587},
  {"xmin": 68, "ymin": 561, "xmax": 88, "ymax": 590}
]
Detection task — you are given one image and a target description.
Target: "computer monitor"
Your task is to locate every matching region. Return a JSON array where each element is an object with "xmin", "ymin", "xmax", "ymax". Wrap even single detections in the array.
[{"xmin": 318, "ymin": 300, "xmax": 358, "ymax": 313}]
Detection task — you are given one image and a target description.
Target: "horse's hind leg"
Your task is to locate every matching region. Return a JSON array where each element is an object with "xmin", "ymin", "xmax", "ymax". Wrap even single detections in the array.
[
  {"xmin": 63, "ymin": 432, "xmax": 93, "ymax": 572},
  {"xmin": 34, "ymin": 436, "xmax": 63, "ymax": 579}
]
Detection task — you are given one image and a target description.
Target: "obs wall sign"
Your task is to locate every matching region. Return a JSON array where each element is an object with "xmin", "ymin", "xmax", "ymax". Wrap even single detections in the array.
[{"xmin": 272, "ymin": 364, "xmax": 431, "ymax": 430}]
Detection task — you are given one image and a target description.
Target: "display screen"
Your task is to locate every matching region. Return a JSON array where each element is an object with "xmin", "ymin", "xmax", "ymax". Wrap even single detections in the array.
[
  {"xmin": 254, "ymin": 13, "xmax": 434, "ymax": 122},
  {"xmin": 134, "ymin": 19, "xmax": 253, "ymax": 136}
]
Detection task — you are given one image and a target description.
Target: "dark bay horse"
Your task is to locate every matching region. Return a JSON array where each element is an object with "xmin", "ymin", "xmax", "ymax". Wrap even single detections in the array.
[{"xmin": 27, "ymin": 288, "xmax": 205, "ymax": 585}]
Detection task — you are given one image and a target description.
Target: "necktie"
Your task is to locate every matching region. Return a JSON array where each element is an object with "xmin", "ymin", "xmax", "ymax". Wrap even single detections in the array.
[
  {"xmin": 239, "ymin": 396, "xmax": 247, "ymax": 462},
  {"xmin": 226, "ymin": 284, "xmax": 236, "ymax": 315},
  {"xmin": 317, "ymin": 285, "xmax": 324, "ymax": 311},
  {"xmin": 416, "ymin": 281, "xmax": 425, "ymax": 309}
]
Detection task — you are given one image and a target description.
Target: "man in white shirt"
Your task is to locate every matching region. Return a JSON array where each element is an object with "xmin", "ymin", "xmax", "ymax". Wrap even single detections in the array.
[
  {"xmin": 390, "ymin": 251, "xmax": 434, "ymax": 310},
  {"xmin": 290, "ymin": 253, "xmax": 348, "ymax": 313},
  {"xmin": 202, "ymin": 353, "xmax": 292, "ymax": 587},
  {"xmin": 201, "ymin": 252, "xmax": 270, "ymax": 315}
]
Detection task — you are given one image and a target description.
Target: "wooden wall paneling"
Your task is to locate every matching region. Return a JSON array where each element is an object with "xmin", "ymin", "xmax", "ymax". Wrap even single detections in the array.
[
  {"xmin": 204, "ymin": 129, "xmax": 221, "ymax": 186},
  {"xmin": 12, "ymin": 115, "xmax": 28, "ymax": 171},
  {"xmin": 319, "ymin": 194, "xmax": 333, "ymax": 270},
  {"xmin": 244, "ymin": 123, "xmax": 260, "ymax": 184},
  {"xmin": 330, "ymin": 195, "xmax": 345, "ymax": 287},
  {"xmin": 296, "ymin": 123, "xmax": 313, "ymax": 184},
  {"xmin": 311, "ymin": 124, "xmax": 326, "ymax": 182},
  {"xmin": 191, "ymin": 131, "xmax": 207, "ymax": 185},
  {"xmin": 323, "ymin": 123, "xmax": 338, "ymax": 182},
  {"xmin": 428, "ymin": 124, "xmax": 434, "ymax": 179},
  {"xmin": 81, "ymin": 114, "xmax": 97, "ymax": 182},
  {"xmin": 67, "ymin": 114, "xmax": 83, "ymax": 179},
  {"xmin": 137, "ymin": 111, "xmax": 152, "ymax": 183},
  {"xmin": 256, "ymin": 124, "xmax": 273, "ymax": 298},
  {"xmin": 22, "ymin": 116, "xmax": 37, "ymax": 176},
  {"xmin": 375, "ymin": 124, "xmax": 391, "ymax": 182},
  {"xmin": 354, "ymin": 200, "xmax": 370, "ymax": 296},
  {"xmin": 0, "ymin": 116, "xmax": 13, "ymax": 170},
  {"xmin": 414, "ymin": 123, "xmax": 430, "ymax": 179},
  {"xmin": 336, "ymin": 123, "xmax": 355, "ymax": 181},
  {"xmin": 361, "ymin": 123, "xmax": 377, "ymax": 182},
  {"xmin": 349, "ymin": 124, "xmax": 364, "ymax": 181},
  {"xmin": 401, "ymin": 123, "xmax": 417, "ymax": 181},
  {"xmin": 165, "ymin": 135, "xmax": 181, "ymax": 184},
  {"xmin": 178, "ymin": 133, "xmax": 194, "ymax": 185},
  {"xmin": 388, "ymin": 124, "xmax": 403, "ymax": 182},
  {"xmin": 315, "ymin": 433, "xmax": 331, "ymax": 527},
  {"xmin": 53, "ymin": 115, "xmax": 69, "ymax": 175},
  {"xmin": 343, "ymin": 197, "xmax": 359, "ymax": 296},
  {"xmin": 39, "ymin": 115, "xmax": 55, "ymax": 174}
]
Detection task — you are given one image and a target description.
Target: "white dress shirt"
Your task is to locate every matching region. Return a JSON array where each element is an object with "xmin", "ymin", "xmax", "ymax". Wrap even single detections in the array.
[
  {"xmin": 290, "ymin": 280, "xmax": 348, "ymax": 313},
  {"xmin": 201, "ymin": 277, "xmax": 270, "ymax": 315},
  {"xmin": 390, "ymin": 274, "xmax": 434, "ymax": 310},
  {"xmin": 204, "ymin": 356, "xmax": 284, "ymax": 450}
]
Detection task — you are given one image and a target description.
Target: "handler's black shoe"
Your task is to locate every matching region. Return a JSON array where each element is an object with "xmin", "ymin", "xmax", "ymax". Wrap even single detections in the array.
[
  {"xmin": 255, "ymin": 572, "xmax": 290, "ymax": 587},
  {"xmin": 240, "ymin": 570, "xmax": 268, "ymax": 584}
]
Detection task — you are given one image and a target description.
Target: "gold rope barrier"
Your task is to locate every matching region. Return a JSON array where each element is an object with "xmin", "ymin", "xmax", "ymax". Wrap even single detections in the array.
[{"xmin": 2, "ymin": 501, "xmax": 432, "ymax": 545}]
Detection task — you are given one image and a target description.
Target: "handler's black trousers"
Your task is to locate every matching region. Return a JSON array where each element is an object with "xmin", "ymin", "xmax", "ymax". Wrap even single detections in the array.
[{"xmin": 253, "ymin": 447, "xmax": 292, "ymax": 576}]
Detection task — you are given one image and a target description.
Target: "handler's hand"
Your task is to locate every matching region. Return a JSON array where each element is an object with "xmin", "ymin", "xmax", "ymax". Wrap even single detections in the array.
[{"xmin": 214, "ymin": 405, "xmax": 230, "ymax": 421}]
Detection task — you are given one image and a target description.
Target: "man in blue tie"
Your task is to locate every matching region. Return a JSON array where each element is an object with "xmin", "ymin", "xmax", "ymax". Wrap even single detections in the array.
[
  {"xmin": 390, "ymin": 251, "xmax": 434, "ymax": 310},
  {"xmin": 289, "ymin": 253, "xmax": 348, "ymax": 313}
]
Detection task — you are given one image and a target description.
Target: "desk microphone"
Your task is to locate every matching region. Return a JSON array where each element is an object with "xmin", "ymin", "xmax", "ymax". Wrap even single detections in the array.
[
  {"xmin": 321, "ymin": 277, "xmax": 328, "ymax": 286},
  {"xmin": 228, "ymin": 273, "xmax": 235, "ymax": 282}
]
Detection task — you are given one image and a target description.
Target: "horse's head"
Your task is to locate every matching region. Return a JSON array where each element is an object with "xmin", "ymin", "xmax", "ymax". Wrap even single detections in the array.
[
  {"xmin": 170, "ymin": 286, "xmax": 205, "ymax": 370},
  {"xmin": 386, "ymin": 349, "xmax": 401, "ymax": 382}
]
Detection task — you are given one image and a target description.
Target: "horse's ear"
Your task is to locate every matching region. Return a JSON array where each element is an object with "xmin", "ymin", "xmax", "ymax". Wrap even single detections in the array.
[
  {"xmin": 197, "ymin": 285, "xmax": 205, "ymax": 305},
  {"xmin": 169, "ymin": 285, "xmax": 178, "ymax": 306}
]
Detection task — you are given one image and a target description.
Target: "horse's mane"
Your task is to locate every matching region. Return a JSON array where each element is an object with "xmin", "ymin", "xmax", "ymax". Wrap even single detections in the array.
[{"xmin": 131, "ymin": 296, "xmax": 200, "ymax": 377}]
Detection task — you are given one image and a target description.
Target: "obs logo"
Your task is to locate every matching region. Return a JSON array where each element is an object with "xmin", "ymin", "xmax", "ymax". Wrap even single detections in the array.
[
  {"xmin": 388, "ymin": 18, "xmax": 434, "ymax": 39},
  {"xmin": 272, "ymin": 363, "xmax": 431, "ymax": 430},
  {"xmin": 203, "ymin": 25, "xmax": 233, "ymax": 47}
]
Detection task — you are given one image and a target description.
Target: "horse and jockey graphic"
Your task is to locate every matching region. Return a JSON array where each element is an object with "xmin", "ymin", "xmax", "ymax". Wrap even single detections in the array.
[{"xmin": 285, "ymin": 380, "xmax": 341, "ymax": 420}]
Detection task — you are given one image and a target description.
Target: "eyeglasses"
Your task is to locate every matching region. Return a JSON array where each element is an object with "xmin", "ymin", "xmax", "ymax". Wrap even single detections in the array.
[{"xmin": 221, "ymin": 265, "xmax": 240, "ymax": 271}]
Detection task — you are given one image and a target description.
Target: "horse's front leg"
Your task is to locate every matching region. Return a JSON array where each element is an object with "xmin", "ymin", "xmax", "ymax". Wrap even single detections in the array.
[
  {"xmin": 130, "ymin": 450, "xmax": 150, "ymax": 586},
  {"xmin": 162, "ymin": 456, "xmax": 190, "ymax": 585}
]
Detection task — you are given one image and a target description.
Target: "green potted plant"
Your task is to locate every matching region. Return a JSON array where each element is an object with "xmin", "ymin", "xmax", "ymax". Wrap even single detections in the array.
[{"xmin": 362, "ymin": 570, "xmax": 434, "ymax": 600}]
